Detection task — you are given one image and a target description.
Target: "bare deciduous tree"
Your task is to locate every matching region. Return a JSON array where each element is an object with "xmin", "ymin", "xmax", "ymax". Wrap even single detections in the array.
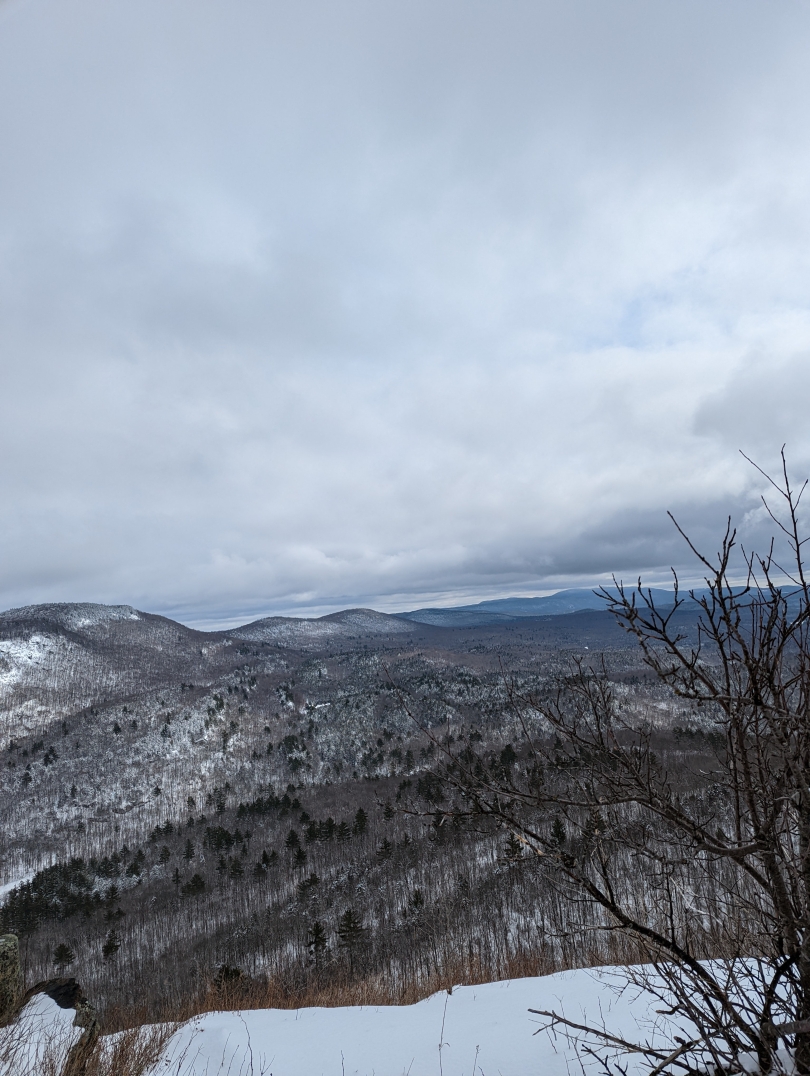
[{"xmin": 420, "ymin": 453, "xmax": 810, "ymax": 1074}]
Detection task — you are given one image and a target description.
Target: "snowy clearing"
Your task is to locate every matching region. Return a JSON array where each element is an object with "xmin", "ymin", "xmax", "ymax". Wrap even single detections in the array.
[{"xmin": 145, "ymin": 969, "xmax": 691, "ymax": 1076}]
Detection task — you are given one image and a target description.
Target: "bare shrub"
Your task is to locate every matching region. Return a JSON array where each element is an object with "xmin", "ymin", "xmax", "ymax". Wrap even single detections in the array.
[{"xmin": 415, "ymin": 453, "xmax": 810, "ymax": 1075}]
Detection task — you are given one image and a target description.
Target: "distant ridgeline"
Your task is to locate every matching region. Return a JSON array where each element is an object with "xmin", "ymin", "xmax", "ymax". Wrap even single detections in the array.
[
  {"xmin": 0, "ymin": 584, "xmax": 787, "ymax": 639},
  {"xmin": 393, "ymin": 585, "xmax": 803, "ymax": 628},
  {"xmin": 393, "ymin": 587, "xmax": 682, "ymax": 628}
]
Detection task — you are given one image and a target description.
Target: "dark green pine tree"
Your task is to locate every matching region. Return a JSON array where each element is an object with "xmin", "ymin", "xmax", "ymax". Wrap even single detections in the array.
[
  {"xmin": 352, "ymin": 807, "xmax": 367, "ymax": 837},
  {"xmin": 183, "ymin": 839, "xmax": 195, "ymax": 861},
  {"xmin": 550, "ymin": 816, "xmax": 566, "ymax": 848},
  {"xmin": 102, "ymin": 930, "xmax": 121, "ymax": 960},
  {"xmin": 500, "ymin": 832, "xmax": 524, "ymax": 864},
  {"xmin": 52, "ymin": 943, "xmax": 75, "ymax": 970},
  {"xmin": 336, "ymin": 908, "xmax": 365, "ymax": 971},
  {"xmin": 182, "ymin": 874, "xmax": 206, "ymax": 896},
  {"xmin": 308, "ymin": 920, "xmax": 328, "ymax": 967}
]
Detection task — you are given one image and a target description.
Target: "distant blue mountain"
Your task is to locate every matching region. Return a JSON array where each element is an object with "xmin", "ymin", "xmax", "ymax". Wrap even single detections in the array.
[
  {"xmin": 395, "ymin": 585, "xmax": 803, "ymax": 629},
  {"xmin": 393, "ymin": 608, "xmax": 520, "ymax": 628},
  {"xmin": 465, "ymin": 588, "xmax": 673, "ymax": 616},
  {"xmin": 395, "ymin": 587, "xmax": 687, "ymax": 628}
]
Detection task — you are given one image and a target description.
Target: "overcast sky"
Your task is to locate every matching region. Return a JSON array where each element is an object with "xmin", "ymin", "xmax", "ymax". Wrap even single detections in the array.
[{"xmin": 2, "ymin": 0, "xmax": 810, "ymax": 627}]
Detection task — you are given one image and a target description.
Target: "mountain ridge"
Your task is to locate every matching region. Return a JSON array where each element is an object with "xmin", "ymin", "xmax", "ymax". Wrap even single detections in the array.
[
  {"xmin": 393, "ymin": 587, "xmax": 682, "ymax": 627},
  {"xmin": 0, "ymin": 588, "xmax": 688, "ymax": 638}
]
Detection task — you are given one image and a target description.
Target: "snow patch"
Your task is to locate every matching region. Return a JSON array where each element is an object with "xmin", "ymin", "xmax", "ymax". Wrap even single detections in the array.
[
  {"xmin": 0, "ymin": 635, "xmax": 56, "ymax": 685},
  {"xmin": 148, "ymin": 969, "xmax": 691, "ymax": 1076},
  {"xmin": 0, "ymin": 992, "xmax": 81, "ymax": 1076},
  {"xmin": 0, "ymin": 873, "xmax": 34, "ymax": 901}
]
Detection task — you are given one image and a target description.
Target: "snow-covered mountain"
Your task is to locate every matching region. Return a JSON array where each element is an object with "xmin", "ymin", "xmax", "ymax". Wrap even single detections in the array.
[
  {"xmin": 0, "ymin": 602, "xmax": 143, "ymax": 632},
  {"xmin": 228, "ymin": 607, "xmax": 418, "ymax": 646},
  {"xmin": 0, "ymin": 598, "xmax": 690, "ymax": 1037}
]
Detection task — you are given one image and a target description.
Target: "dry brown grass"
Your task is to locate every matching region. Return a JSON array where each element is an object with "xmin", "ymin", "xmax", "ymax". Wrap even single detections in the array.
[
  {"xmin": 0, "ymin": 999, "xmax": 177, "ymax": 1076},
  {"xmin": 82, "ymin": 1022, "xmax": 178, "ymax": 1076},
  {"xmin": 3, "ymin": 942, "xmax": 654, "ymax": 1073},
  {"xmin": 101, "ymin": 948, "xmax": 558, "ymax": 1036}
]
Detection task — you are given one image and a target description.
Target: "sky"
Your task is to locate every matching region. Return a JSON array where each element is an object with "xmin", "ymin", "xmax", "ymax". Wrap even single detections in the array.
[{"xmin": 2, "ymin": 0, "xmax": 810, "ymax": 628}]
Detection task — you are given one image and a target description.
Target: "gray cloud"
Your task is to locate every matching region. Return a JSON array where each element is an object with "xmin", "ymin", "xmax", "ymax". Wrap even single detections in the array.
[{"xmin": 1, "ymin": 0, "xmax": 810, "ymax": 625}]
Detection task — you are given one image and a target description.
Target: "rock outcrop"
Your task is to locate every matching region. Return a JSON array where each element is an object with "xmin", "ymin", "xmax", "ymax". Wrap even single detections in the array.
[
  {"xmin": 0, "ymin": 953, "xmax": 100, "ymax": 1076},
  {"xmin": 17, "ymin": 977, "xmax": 99, "ymax": 1075},
  {"xmin": 0, "ymin": 934, "xmax": 21, "ymax": 1024}
]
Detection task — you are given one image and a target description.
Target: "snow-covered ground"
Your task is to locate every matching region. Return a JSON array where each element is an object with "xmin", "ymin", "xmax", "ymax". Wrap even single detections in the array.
[
  {"xmin": 0, "ymin": 873, "xmax": 34, "ymax": 901},
  {"xmin": 146, "ymin": 969, "xmax": 688, "ymax": 1076},
  {"xmin": 0, "ymin": 992, "xmax": 81, "ymax": 1076},
  {"xmin": 9, "ymin": 966, "xmax": 787, "ymax": 1076}
]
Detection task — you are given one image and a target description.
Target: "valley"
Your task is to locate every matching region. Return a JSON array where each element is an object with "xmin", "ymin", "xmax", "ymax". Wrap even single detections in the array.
[{"xmin": 0, "ymin": 600, "xmax": 700, "ymax": 1024}]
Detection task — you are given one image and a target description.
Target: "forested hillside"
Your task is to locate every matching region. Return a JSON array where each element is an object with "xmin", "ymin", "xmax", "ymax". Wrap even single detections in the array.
[{"xmin": 0, "ymin": 601, "xmax": 699, "ymax": 1023}]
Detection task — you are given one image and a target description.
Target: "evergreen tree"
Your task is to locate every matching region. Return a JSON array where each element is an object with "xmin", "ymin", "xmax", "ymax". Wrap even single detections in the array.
[
  {"xmin": 352, "ymin": 807, "xmax": 367, "ymax": 837},
  {"xmin": 102, "ymin": 930, "xmax": 120, "ymax": 960},
  {"xmin": 308, "ymin": 920, "xmax": 328, "ymax": 967},
  {"xmin": 53, "ymin": 942, "xmax": 74, "ymax": 970},
  {"xmin": 336, "ymin": 908, "xmax": 365, "ymax": 971},
  {"xmin": 500, "ymin": 832, "xmax": 524, "ymax": 864},
  {"xmin": 182, "ymin": 874, "xmax": 205, "ymax": 897}
]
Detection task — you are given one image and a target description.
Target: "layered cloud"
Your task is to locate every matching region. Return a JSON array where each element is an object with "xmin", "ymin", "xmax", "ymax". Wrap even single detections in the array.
[{"xmin": 1, "ymin": 0, "xmax": 809, "ymax": 624}]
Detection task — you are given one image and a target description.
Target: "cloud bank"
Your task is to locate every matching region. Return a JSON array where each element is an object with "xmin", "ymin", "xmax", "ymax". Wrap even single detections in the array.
[{"xmin": 1, "ymin": 0, "xmax": 810, "ymax": 625}]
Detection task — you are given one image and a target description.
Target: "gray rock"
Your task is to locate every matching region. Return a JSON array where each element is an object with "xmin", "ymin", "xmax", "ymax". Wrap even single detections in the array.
[
  {"xmin": 0, "ymin": 934, "xmax": 20, "ymax": 1024},
  {"xmin": 16, "ymin": 976, "xmax": 99, "ymax": 1075}
]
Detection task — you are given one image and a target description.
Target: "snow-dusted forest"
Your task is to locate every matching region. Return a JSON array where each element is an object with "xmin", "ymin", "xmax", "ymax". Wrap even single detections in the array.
[{"xmin": 0, "ymin": 601, "xmax": 697, "ymax": 1024}]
